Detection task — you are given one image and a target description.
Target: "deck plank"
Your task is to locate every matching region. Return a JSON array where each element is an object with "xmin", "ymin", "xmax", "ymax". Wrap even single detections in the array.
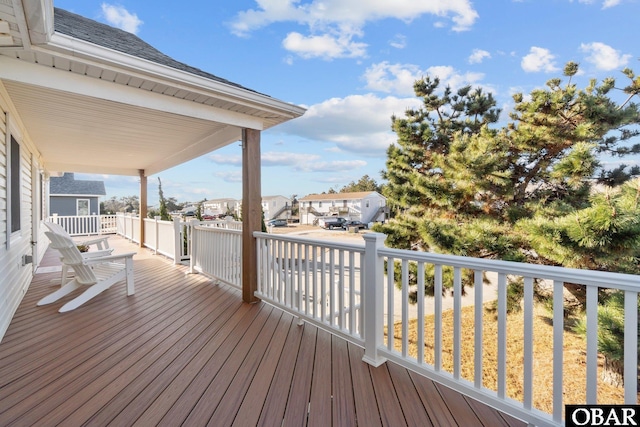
[
  {"xmin": 77, "ymin": 287, "xmax": 243, "ymax": 426},
  {"xmin": 155, "ymin": 303, "xmax": 270, "ymax": 426},
  {"xmin": 331, "ymin": 335, "xmax": 357, "ymax": 427},
  {"xmin": 181, "ymin": 305, "xmax": 279, "ymax": 425},
  {"xmin": 0, "ymin": 237, "xmax": 530, "ymax": 427},
  {"xmin": 251, "ymin": 319, "xmax": 305, "ymax": 426},
  {"xmin": 386, "ymin": 361, "xmax": 434, "ymax": 426},
  {"xmin": 347, "ymin": 343, "xmax": 383, "ymax": 427},
  {"xmin": 281, "ymin": 324, "xmax": 317, "ymax": 427},
  {"xmin": 7, "ymin": 273, "xmax": 225, "ymax": 425},
  {"xmin": 370, "ymin": 363, "xmax": 408, "ymax": 426},
  {"xmin": 307, "ymin": 328, "xmax": 333, "ymax": 427},
  {"xmin": 408, "ymin": 371, "xmax": 459, "ymax": 427},
  {"xmin": 209, "ymin": 311, "xmax": 294, "ymax": 426}
]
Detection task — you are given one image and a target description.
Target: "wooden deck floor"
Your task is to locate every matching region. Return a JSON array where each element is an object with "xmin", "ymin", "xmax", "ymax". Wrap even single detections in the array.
[{"xmin": 0, "ymin": 236, "xmax": 526, "ymax": 426}]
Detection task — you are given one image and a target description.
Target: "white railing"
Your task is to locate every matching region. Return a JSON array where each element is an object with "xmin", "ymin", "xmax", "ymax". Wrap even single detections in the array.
[
  {"xmin": 48, "ymin": 215, "xmax": 118, "ymax": 236},
  {"xmin": 255, "ymin": 233, "xmax": 365, "ymax": 345},
  {"xmin": 190, "ymin": 225, "xmax": 242, "ymax": 289},
  {"xmin": 114, "ymin": 213, "xmax": 243, "ymax": 265},
  {"xmin": 254, "ymin": 232, "xmax": 639, "ymax": 427}
]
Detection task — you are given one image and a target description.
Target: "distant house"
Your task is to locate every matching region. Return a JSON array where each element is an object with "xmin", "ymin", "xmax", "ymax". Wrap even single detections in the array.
[
  {"xmin": 49, "ymin": 173, "xmax": 106, "ymax": 216},
  {"xmin": 299, "ymin": 191, "xmax": 388, "ymax": 225},
  {"xmin": 262, "ymin": 195, "xmax": 291, "ymax": 220},
  {"xmin": 202, "ymin": 198, "xmax": 240, "ymax": 218}
]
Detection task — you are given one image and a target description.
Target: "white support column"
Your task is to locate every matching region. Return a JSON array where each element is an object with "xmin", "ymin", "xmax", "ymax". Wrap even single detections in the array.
[{"xmin": 362, "ymin": 232, "xmax": 386, "ymax": 367}]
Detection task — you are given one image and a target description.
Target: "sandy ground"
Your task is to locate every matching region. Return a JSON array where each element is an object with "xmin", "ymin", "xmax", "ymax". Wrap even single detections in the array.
[{"xmin": 268, "ymin": 223, "xmax": 499, "ymax": 322}]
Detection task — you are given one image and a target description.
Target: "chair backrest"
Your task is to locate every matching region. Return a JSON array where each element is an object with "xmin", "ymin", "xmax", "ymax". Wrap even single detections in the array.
[
  {"xmin": 44, "ymin": 221, "xmax": 73, "ymax": 239},
  {"xmin": 44, "ymin": 231, "xmax": 97, "ymax": 285}
]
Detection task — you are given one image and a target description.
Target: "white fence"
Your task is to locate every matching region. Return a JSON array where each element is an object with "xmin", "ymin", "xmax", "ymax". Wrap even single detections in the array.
[
  {"xmin": 48, "ymin": 215, "xmax": 118, "ymax": 235},
  {"xmin": 254, "ymin": 231, "xmax": 639, "ymax": 427},
  {"xmin": 190, "ymin": 225, "xmax": 242, "ymax": 289},
  {"xmin": 115, "ymin": 213, "xmax": 242, "ymax": 265},
  {"xmin": 255, "ymin": 233, "xmax": 365, "ymax": 345}
]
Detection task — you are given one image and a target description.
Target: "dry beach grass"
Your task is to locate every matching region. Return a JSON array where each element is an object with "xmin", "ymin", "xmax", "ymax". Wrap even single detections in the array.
[{"xmin": 389, "ymin": 303, "xmax": 636, "ymax": 415}]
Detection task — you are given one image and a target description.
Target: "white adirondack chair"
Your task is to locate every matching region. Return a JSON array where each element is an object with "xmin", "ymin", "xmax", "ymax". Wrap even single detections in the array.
[
  {"xmin": 37, "ymin": 230, "xmax": 136, "ymax": 312},
  {"xmin": 44, "ymin": 221, "xmax": 111, "ymax": 250},
  {"xmin": 44, "ymin": 221, "xmax": 113, "ymax": 284}
]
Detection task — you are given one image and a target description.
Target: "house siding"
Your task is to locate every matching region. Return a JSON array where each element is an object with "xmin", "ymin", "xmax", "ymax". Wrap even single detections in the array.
[
  {"xmin": 0, "ymin": 84, "xmax": 38, "ymax": 343},
  {"xmin": 50, "ymin": 195, "xmax": 100, "ymax": 216}
]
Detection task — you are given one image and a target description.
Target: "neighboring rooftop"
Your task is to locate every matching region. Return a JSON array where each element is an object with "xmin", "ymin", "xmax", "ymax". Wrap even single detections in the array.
[
  {"xmin": 299, "ymin": 191, "xmax": 382, "ymax": 201},
  {"xmin": 49, "ymin": 173, "xmax": 106, "ymax": 196}
]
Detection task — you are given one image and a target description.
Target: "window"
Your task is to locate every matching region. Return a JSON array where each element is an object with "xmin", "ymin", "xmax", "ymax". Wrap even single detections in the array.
[
  {"xmin": 10, "ymin": 135, "xmax": 20, "ymax": 233},
  {"xmin": 366, "ymin": 200, "xmax": 370, "ymax": 208},
  {"xmin": 319, "ymin": 202, "xmax": 323, "ymax": 208},
  {"xmin": 77, "ymin": 199, "xmax": 90, "ymax": 216}
]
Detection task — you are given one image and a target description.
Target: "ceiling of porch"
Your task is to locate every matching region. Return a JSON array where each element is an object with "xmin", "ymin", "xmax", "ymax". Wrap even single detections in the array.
[{"xmin": 2, "ymin": 79, "xmax": 242, "ymax": 176}]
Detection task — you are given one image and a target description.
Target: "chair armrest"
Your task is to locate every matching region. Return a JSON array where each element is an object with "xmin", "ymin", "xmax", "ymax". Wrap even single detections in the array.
[
  {"xmin": 83, "ymin": 252, "xmax": 137, "ymax": 265},
  {"xmin": 80, "ymin": 237, "xmax": 110, "ymax": 247},
  {"xmin": 81, "ymin": 249, "xmax": 114, "ymax": 259}
]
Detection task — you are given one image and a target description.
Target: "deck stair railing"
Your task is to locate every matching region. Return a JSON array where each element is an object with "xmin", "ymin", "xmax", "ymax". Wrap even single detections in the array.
[{"xmin": 253, "ymin": 231, "xmax": 639, "ymax": 427}]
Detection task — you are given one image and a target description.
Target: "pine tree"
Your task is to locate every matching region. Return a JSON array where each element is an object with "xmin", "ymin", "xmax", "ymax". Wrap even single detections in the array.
[
  {"xmin": 378, "ymin": 63, "xmax": 640, "ymax": 385},
  {"xmin": 157, "ymin": 177, "xmax": 170, "ymax": 221}
]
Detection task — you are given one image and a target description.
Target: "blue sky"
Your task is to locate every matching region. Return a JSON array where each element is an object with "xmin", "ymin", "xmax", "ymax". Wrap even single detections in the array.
[{"xmin": 54, "ymin": 0, "xmax": 638, "ymax": 206}]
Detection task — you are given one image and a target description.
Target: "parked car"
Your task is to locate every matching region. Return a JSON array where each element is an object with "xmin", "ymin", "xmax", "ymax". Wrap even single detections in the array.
[
  {"xmin": 267, "ymin": 219, "xmax": 288, "ymax": 227},
  {"xmin": 342, "ymin": 220, "xmax": 367, "ymax": 230},
  {"xmin": 318, "ymin": 217, "xmax": 347, "ymax": 230}
]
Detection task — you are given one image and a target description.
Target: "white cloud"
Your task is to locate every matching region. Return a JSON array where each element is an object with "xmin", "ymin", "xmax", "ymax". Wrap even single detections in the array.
[
  {"xmin": 389, "ymin": 34, "xmax": 407, "ymax": 49},
  {"xmin": 602, "ymin": 0, "xmax": 622, "ymax": 7},
  {"xmin": 580, "ymin": 42, "xmax": 631, "ymax": 71},
  {"xmin": 468, "ymin": 49, "xmax": 491, "ymax": 64},
  {"xmin": 261, "ymin": 151, "xmax": 320, "ymax": 168},
  {"xmin": 282, "ymin": 31, "xmax": 367, "ymax": 59},
  {"xmin": 363, "ymin": 61, "xmax": 485, "ymax": 96},
  {"xmin": 100, "ymin": 3, "xmax": 143, "ymax": 34},
  {"xmin": 276, "ymin": 93, "xmax": 421, "ymax": 155},
  {"xmin": 210, "ymin": 153, "xmax": 242, "ymax": 166},
  {"xmin": 209, "ymin": 151, "xmax": 366, "ymax": 173},
  {"xmin": 230, "ymin": 0, "xmax": 478, "ymax": 59},
  {"xmin": 521, "ymin": 47, "xmax": 559, "ymax": 73},
  {"xmin": 214, "ymin": 171, "xmax": 242, "ymax": 183},
  {"xmin": 573, "ymin": 0, "xmax": 623, "ymax": 8}
]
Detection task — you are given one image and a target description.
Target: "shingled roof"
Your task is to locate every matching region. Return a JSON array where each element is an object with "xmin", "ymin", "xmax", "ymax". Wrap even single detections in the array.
[
  {"xmin": 49, "ymin": 173, "xmax": 106, "ymax": 196},
  {"xmin": 53, "ymin": 8, "xmax": 259, "ymax": 94}
]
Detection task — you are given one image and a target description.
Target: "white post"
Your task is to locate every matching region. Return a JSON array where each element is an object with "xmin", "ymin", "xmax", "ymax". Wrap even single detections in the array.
[
  {"xmin": 189, "ymin": 219, "xmax": 198, "ymax": 274},
  {"xmin": 173, "ymin": 217, "xmax": 182, "ymax": 265},
  {"xmin": 362, "ymin": 232, "xmax": 386, "ymax": 367},
  {"xmin": 154, "ymin": 216, "xmax": 160, "ymax": 255}
]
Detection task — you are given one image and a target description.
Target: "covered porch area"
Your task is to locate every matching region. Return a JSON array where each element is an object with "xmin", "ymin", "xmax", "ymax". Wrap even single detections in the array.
[{"xmin": 0, "ymin": 236, "xmax": 524, "ymax": 426}]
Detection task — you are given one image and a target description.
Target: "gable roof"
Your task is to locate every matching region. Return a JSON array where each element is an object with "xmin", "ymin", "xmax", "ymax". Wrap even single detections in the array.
[
  {"xmin": 49, "ymin": 173, "xmax": 106, "ymax": 196},
  {"xmin": 299, "ymin": 191, "xmax": 383, "ymax": 202},
  {"xmin": 52, "ymin": 9, "xmax": 255, "ymax": 95},
  {"xmin": 0, "ymin": 2, "xmax": 305, "ymax": 177}
]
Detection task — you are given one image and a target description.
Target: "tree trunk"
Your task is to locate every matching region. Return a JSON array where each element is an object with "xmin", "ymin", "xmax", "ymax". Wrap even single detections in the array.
[{"xmin": 600, "ymin": 355, "xmax": 624, "ymax": 387}]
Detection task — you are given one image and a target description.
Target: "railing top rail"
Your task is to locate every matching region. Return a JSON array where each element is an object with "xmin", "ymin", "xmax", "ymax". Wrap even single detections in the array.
[
  {"xmin": 378, "ymin": 246, "xmax": 640, "ymax": 291},
  {"xmin": 142, "ymin": 217, "xmax": 174, "ymax": 225},
  {"xmin": 194, "ymin": 225, "xmax": 242, "ymax": 235},
  {"xmin": 254, "ymin": 231, "xmax": 365, "ymax": 253}
]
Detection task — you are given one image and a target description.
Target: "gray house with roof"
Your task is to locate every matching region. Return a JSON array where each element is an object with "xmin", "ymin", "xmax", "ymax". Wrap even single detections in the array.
[{"xmin": 49, "ymin": 173, "xmax": 106, "ymax": 216}]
